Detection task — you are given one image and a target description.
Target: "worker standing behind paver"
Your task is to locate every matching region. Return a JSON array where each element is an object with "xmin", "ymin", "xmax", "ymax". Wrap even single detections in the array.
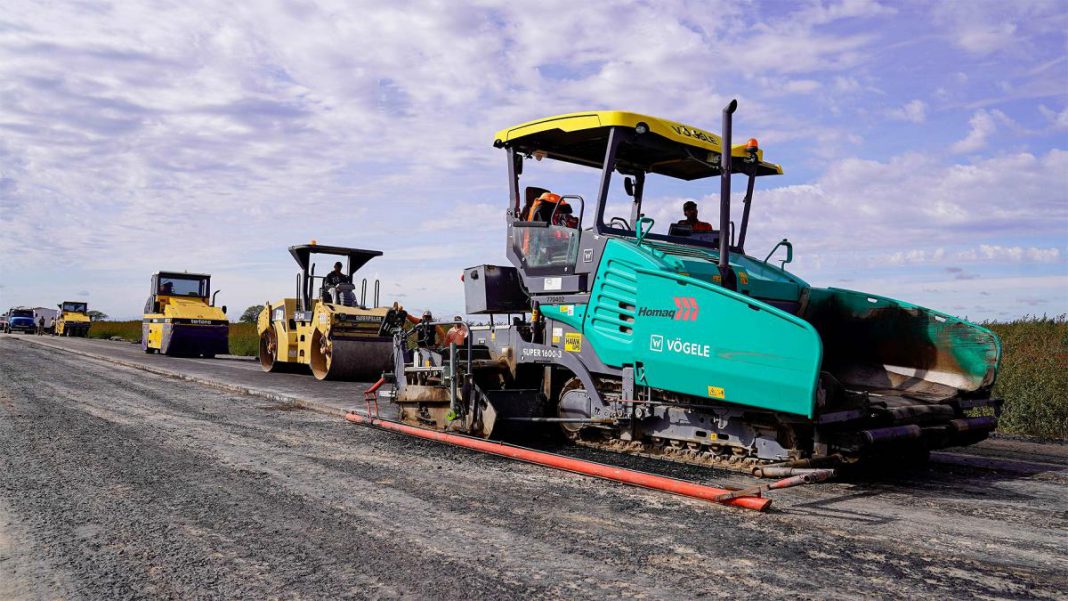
[{"xmin": 443, "ymin": 316, "xmax": 468, "ymax": 347}]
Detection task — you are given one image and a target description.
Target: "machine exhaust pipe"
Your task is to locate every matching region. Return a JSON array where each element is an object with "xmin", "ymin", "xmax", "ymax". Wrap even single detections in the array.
[
  {"xmin": 862, "ymin": 424, "xmax": 922, "ymax": 446},
  {"xmin": 947, "ymin": 416, "xmax": 997, "ymax": 445},
  {"xmin": 718, "ymin": 99, "xmax": 737, "ymax": 287},
  {"xmin": 949, "ymin": 416, "xmax": 997, "ymax": 434}
]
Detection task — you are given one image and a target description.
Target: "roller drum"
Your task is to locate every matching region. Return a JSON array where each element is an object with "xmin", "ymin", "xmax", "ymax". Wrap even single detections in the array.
[{"xmin": 311, "ymin": 336, "xmax": 393, "ymax": 382}]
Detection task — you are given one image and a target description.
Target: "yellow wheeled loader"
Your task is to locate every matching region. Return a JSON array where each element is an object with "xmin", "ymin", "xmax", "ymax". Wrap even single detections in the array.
[
  {"xmin": 142, "ymin": 271, "xmax": 229, "ymax": 357},
  {"xmin": 257, "ymin": 243, "xmax": 393, "ymax": 381},
  {"xmin": 54, "ymin": 301, "xmax": 91, "ymax": 337}
]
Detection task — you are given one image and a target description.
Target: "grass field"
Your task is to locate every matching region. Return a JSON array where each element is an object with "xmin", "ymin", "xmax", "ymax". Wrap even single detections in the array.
[
  {"xmin": 86, "ymin": 316, "xmax": 1067, "ymax": 439},
  {"xmin": 984, "ymin": 315, "xmax": 1067, "ymax": 439},
  {"xmin": 228, "ymin": 323, "xmax": 258, "ymax": 356}
]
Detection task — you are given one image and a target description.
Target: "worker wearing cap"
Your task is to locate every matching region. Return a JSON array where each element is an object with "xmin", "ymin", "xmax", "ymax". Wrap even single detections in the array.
[
  {"xmin": 416, "ymin": 310, "xmax": 437, "ymax": 348},
  {"xmin": 324, "ymin": 261, "xmax": 350, "ymax": 287},
  {"xmin": 677, "ymin": 200, "xmax": 713, "ymax": 232},
  {"xmin": 443, "ymin": 316, "xmax": 468, "ymax": 347}
]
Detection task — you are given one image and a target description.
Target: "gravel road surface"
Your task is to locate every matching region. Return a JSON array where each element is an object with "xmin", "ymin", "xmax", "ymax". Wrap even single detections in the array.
[{"xmin": 2, "ymin": 334, "xmax": 1066, "ymax": 600}]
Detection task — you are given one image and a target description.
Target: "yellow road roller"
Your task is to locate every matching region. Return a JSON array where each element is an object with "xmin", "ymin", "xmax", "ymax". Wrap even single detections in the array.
[
  {"xmin": 53, "ymin": 301, "xmax": 91, "ymax": 337},
  {"xmin": 257, "ymin": 243, "xmax": 392, "ymax": 380},
  {"xmin": 142, "ymin": 271, "xmax": 229, "ymax": 357}
]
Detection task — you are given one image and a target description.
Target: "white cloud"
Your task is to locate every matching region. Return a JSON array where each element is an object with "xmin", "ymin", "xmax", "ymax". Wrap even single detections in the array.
[
  {"xmin": 782, "ymin": 79, "xmax": 822, "ymax": 94},
  {"xmin": 833, "ymin": 76, "xmax": 861, "ymax": 92},
  {"xmin": 0, "ymin": 0, "xmax": 1063, "ymax": 321},
  {"xmin": 932, "ymin": 1, "xmax": 1067, "ymax": 57},
  {"xmin": 888, "ymin": 99, "xmax": 927, "ymax": 123},
  {"xmin": 950, "ymin": 109, "xmax": 1000, "ymax": 153},
  {"xmin": 932, "ymin": 2, "xmax": 1017, "ymax": 55},
  {"xmin": 1039, "ymin": 105, "xmax": 1068, "ymax": 130},
  {"xmin": 886, "ymin": 247, "xmax": 944, "ymax": 265},
  {"xmin": 794, "ymin": 0, "xmax": 896, "ymax": 26},
  {"xmin": 956, "ymin": 21, "xmax": 1017, "ymax": 55},
  {"xmin": 745, "ymin": 149, "xmax": 1068, "ymax": 271},
  {"xmin": 959, "ymin": 245, "xmax": 1063, "ymax": 263}
]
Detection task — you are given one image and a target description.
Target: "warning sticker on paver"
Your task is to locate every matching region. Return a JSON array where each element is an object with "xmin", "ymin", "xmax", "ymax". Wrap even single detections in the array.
[
  {"xmin": 564, "ymin": 333, "xmax": 582, "ymax": 352},
  {"xmin": 707, "ymin": 386, "xmax": 725, "ymax": 399}
]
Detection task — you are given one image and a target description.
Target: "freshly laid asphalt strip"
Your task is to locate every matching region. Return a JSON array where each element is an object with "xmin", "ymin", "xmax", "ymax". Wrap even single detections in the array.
[{"xmin": 1, "ymin": 335, "xmax": 1066, "ymax": 600}]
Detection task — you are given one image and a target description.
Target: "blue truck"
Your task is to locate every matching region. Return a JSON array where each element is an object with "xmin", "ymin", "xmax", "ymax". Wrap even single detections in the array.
[{"xmin": 4, "ymin": 307, "xmax": 36, "ymax": 334}]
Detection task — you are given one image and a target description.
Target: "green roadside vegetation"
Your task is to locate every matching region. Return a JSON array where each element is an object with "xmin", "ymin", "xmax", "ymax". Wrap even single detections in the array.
[
  {"xmin": 87, "ymin": 321, "xmax": 258, "ymax": 358},
  {"xmin": 227, "ymin": 323, "xmax": 258, "ymax": 356},
  {"xmin": 983, "ymin": 315, "xmax": 1067, "ymax": 439},
  {"xmin": 84, "ymin": 316, "xmax": 1067, "ymax": 439}
]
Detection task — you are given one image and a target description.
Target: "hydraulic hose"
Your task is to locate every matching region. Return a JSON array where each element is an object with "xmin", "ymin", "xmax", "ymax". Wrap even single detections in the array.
[{"xmin": 344, "ymin": 411, "xmax": 771, "ymax": 511}]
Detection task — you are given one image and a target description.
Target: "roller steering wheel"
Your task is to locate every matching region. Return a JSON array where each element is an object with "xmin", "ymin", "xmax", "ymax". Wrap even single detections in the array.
[{"xmin": 609, "ymin": 217, "xmax": 632, "ymax": 231}]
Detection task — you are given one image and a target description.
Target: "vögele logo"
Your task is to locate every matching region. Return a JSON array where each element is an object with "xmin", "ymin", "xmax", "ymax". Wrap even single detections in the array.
[{"xmin": 650, "ymin": 334, "xmax": 664, "ymax": 352}]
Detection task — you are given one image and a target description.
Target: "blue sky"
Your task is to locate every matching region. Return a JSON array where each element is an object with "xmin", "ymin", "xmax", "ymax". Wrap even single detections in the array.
[{"xmin": 0, "ymin": 0, "xmax": 1065, "ymax": 321}]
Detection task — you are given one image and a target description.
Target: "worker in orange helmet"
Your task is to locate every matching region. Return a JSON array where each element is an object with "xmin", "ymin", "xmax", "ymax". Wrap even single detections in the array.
[
  {"xmin": 521, "ymin": 191, "xmax": 579, "ymax": 257},
  {"xmin": 525, "ymin": 192, "xmax": 567, "ymax": 223}
]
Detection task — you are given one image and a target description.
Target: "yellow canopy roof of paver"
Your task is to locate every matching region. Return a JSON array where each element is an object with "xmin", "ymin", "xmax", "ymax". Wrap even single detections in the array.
[{"xmin": 494, "ymin": 111, "xmax": 783, "ymax": 180}]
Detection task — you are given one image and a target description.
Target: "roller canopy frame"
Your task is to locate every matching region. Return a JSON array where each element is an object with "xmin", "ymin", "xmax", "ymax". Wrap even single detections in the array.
[
  {"xmin": 493, "ymin": 110, "xmax": 782, "ymax": 181},
  {"xmin": 288, "ymin": 244, "xmax": 383, "ymax": 278}
]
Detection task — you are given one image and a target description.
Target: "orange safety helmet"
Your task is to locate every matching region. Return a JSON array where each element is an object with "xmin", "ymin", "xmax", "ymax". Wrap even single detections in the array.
[{"xmin": 525, "ymin": 192, "xmax": 567, "ymax": 221}]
